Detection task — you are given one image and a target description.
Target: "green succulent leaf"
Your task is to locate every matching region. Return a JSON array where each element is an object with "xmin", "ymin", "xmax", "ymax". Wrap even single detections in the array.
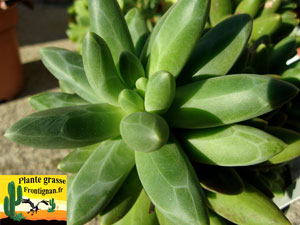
[
  {"xmin": 180, "ymin": 14, "xmax": 252, "ymax": 82},
  {"xmin": 208, "ymin": 210, "xmax": 233, "ymax": 225},
  {"xmin": 100, "ymin": 167, "xmax": 143, "ymax": 225},
  {"xmin": 125, "ymin": 8, "xmax": 149, "ymax": 55},
  {"xmin": 135, "ymin": 77, "xmax": 148, "ymax": 97},
  {"xmin": 261, "ymin": 0, "xmax": 281, "ymax": 16},
  {"xmin": 118, "ymin": 89, "xmax": 145, "ymax": 113},
  {"xmin": 88, "ymin": 0, "xmax": 134, "ymax": 64},
  {"xmin": 167, "ymin": 74, "xmax": 298, "ymax": 128},
  {"xmin": 5, "ymin": 104, "xmax": 126, "ymax": 149},
  {"xmin": 114, "ymin": 190, "xmax": 159, "ymax": 225},
  {"xmin": 40, "ymin": 47, "xmax": 100, "ymax": 103},
  {"xmin": 234, "ymin": 0, "xmax": 261, "ymax": 18},
  {"xmin": 145, "ymin": 71, "xmax": 176, "ymax": 114},
  {"xmin": 206, "ymin": 182, "xmax": 291, "ymax": 225},
  {"xmin": 119, "ymin": 51, "xmax": 146, "ymax": 88},
  {"xmin": 180, "ymin": 124, "xmax": 286, "ymax": 166},
  {"xmin": 68, "ymin": 139, "xmax": 135, "ymax": 225},
  {"xmin": 82, "ymin": 32, "xmax": 127, "ymax": 106},
  {"xmin": 135, "ymin": 140, "xmax": 209, "ymax": 225},
  {"xmin": 120, "ymin": 112, "xmax": 169, "ymax": 152},
  {"xmin": 155, "ymin": 209, "xmax": 174, "ymax": 225},
  {"xmin": 192, "ymin": 164, "xmax": 244, "ymax": 195},
  {"xmin": 147, "ymin": 0, "xmax": 210, "ymax": 77},
  {"xmin": 209, "ymin": 0, "xmax": 232, "ymax": 27},
  {"xmin": 30, "ymin": 92, "xmax": 89, "ymax": 111},
  {"xmin": 250, "ymin": 14, "xmax": 281, "ymax": 42},
  {"xmin": 270, "ymin": 36, "xmax": 297, "ymax": 73},
  {"xmin": 265, "ymin": 127, "xmax": 300, "ymax": 164},
  {"xmin": 282, "ymin": 68, "xmax": 300, "ymax": 87},
  {"xmin": 58, "ymin": 143, "xmax": 100, "ymax": 173}
]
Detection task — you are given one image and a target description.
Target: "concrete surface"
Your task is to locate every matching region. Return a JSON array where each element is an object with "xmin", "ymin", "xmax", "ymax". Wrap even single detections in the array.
[{"xmin": 0, "ymin": 1, "xmax": 299, "ymax": 225}]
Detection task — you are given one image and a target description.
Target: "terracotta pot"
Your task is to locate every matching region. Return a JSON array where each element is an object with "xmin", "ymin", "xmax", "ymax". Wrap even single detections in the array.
[{"xmin": 0, "ymin": 5, "xmax": 23, "ymax": 101}]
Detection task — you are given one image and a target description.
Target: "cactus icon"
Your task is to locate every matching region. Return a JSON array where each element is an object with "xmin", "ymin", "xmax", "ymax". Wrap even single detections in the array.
[
  {"xmin": 4, "ymin": 181, "xmax": 23, "ymax": 219},
  {"xmin": 48, "ymin": 198, "xmax": 56, "ymax": 213}
]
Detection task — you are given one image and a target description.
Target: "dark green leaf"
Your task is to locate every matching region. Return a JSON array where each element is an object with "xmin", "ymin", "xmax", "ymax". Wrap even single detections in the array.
[{"xmin": 5, "ymin": 104, "xmax": 126, "ymax": 149}]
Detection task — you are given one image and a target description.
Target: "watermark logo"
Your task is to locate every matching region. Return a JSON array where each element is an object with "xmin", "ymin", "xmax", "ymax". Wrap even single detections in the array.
[{"xmin": 0, "ymin": 175, "xmax": 67, "ymax": 224}]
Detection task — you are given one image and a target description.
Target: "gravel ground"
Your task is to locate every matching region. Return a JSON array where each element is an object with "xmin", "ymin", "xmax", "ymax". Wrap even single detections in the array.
[{"xmin": 0, "ymin": 1, "xmax": 299, "ymax": 225}]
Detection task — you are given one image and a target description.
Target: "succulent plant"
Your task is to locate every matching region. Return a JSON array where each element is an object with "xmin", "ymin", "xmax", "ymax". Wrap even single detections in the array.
[
  {"xmin": 5, "ymin": 0, "xmax": 300, "ymax": 224},
  {"xmin": 48, "ymin": 198, "xmax": 56, "ymax": 213},
  {"xmin": 4, "ymin": 181, "xmax": 23, "ymax": 219}
]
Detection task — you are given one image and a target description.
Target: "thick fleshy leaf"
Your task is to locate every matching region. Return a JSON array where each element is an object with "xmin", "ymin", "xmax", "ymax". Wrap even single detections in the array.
[
  {"xmin": 250, "ymin": 14, "xmax": 281, "ymax": 42},
  {"xmin": 234, "ymin": 0, "xmax": 261, "ymax": 18},
  {"xmin": 282, "ymin": 68, "xmax": 300, "ymax": 87},
  {"xmin": 192, "ymin": 163, "xmax": 244, "ymax": 194},
  {"xmin": 167, "ymin": 75, "xmax": 298, "ymax": 128},
  {"xmin": 40, "ymin": 47, "xmax": 99, "ymax": 103},
  {"xmin": 208, "ymin": 210, "xmax": 233, "ymax": 225},
  {"xmin": 68, "ymin": 139, "xmax": 135, "ymax": 225},
  {"xmin": 114, "ymin": 190, "xmax": 159, "ymax": 225},
  {"xmin": 206, "ymin": 182, "xmax": 291, "ymax": 225},
  {"xmin": 119, "ymin": 51, "xmax": 145, "ymax": 88},
  {"xmin": 145, "ymin": 71, "xmax": 176, "ymax": 114},
  {"xmin": 88, "ymin": 0, "xmax": 134, "ymax": 64},
  {"xmin": 270, "ymin": 36, "xmax": 297, "ymax": 73},
  {"xmin": 147, "ymin": 0, "xmax": 210, "ymax": 77},
  {"xmin": 120, "ymin": 112, "xmax": 169, "ymax": 152},
  {"xmin": 180, "ymin": 125, "xmax": 286, "ymax": 166},
  {"xmin": 180, "ymin": 14, "xmax": 252, "ymax": 81},
  {"xmin": 135, "ymin": 77, "xmax": 148, "ymax": 97},
  {"xmin": 100, "ymin": 168, "xmax": 143, "ymax": 225},
  {"xmin": 125, "ymin": 8, "xmax": 149, "ymax": 55},
  {"xmin": 118, "ymin": 89, "xmax": 145, "ymax": 113},
  {"xmin": 5, "ymin": 104, "xmax": 126, "ymax": 149},
  {"xmin": 82, "ymin": 32, "xmax": 127, "ymax": 106},
  {"xmin": 30, "ymin": 92, "xmax": 89, "ymax": 111},
  {"xmin": 155, "ymin": 208, "xmax": 174, "ymax": 225},
  {"xmin": 261, "ymin": 0, "xmax": 281, "ymax": 16},
  {"xmin": 265, "ymin": 127, "xmax": 300, "ymax": 164},
  {"xmin": 135, "ymin": 140, "xmax": 209, "ymax": 225},
  {"xmin": 209, "ymin": 0, "xmax": 232, "ymax": 27},
  {"xmin": 58, "ymin": 143, "xmax": 100, "ymax": 173}
]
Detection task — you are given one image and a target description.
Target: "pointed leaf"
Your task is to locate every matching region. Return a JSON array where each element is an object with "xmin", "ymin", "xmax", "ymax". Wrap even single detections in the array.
[
  {"xmin": 167, "ymin": 75, "xmax": 298, "ymax": 128},
  {"xmin": 40, "ymin": 47, "xmax": 100, "ymax": 103},
  {"xmin": 58, "ymin": 143, "xmax": 100, "ymax": 173},
  {"xmin": 114, "ymin": 190, "xmax": 159, "ymax": 225},
  {"xmin": 119, "ymin": 51, "xmax": 145, "ymax": 88},
  {"xmin": 125, "ymin": 8, "xmax": 149, "ymax": 55},
  {"xmin": 145, "ymin": 71, "xmax": 176, "ymax": 114},
  {"xmin": 100, "ymin": 168, "xmax": 143, "ymax": 225},
  {"xmin": 68, "ymin": 139, "xmax": 135, "ymax": 225},
  {"xmin": 135, "ymin": 140, "xmax": 209, "ymax": 225},
  {"xmin": 147, "ymin": 0, "xmax": 210, "ymax": 77},
  {"xmin": 265, "ymin": 127, "xmax": 300, "ymax": 164},
  {"xmin": 5, "ymin": 104, "xmax": 126, "ymax": 149},
  {"xmin": 120, "ymin": 112, "xmax": 169, "ymax": 152},
  {"xmin": 206, "ymin": 182, "xmax": 291, "ymax": 225},
  {"xmin": 82, "ymin": 32, "xmax": 127, "ymax": 106},
  {"xmin": 88, "ymin": 0, "xmax": 134, "ymax": 64},
  {"xmin": 180, "ymin": 125, "xmax": 286, "ymax": 166},
  {"xmin": 30, "ymin": 92, "xmax": 89, "ymax": 111},
  {"xmin": 180, "ymin": 14, "xmax": 252, "ymax": 82}
]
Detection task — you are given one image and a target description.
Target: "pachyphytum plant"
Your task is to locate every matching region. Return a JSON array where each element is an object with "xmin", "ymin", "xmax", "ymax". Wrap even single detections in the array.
[{"xmin": 5, "ymin": 0, "xmax": 300, "ymax": 224}]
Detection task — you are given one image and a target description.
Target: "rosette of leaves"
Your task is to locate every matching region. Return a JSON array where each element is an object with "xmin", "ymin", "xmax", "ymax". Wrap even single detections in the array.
[
  {"xmin": 66, "ymin": 0, "xmax": 175, "ymax": 52},
  {"xmin": 5, "ymin": 0, "xmax": 300, "ymax": 224}
]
